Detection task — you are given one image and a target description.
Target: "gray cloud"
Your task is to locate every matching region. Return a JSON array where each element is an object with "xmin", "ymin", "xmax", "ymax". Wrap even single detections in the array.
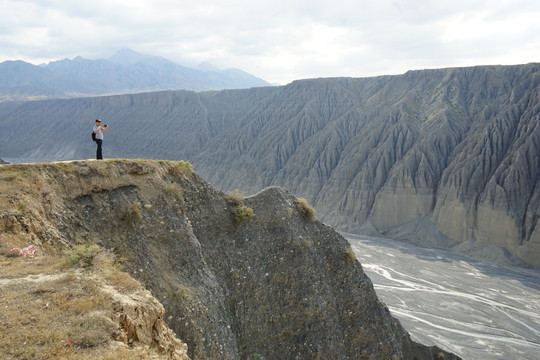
[{"xmin": 1, "ymin": 0, "xmax": 539, "ymax": 84}]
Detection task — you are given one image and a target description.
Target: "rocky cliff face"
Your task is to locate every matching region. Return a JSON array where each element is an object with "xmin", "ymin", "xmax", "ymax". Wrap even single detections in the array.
[
  {"xmin": 0, "ymin": 160, "xmax": 459, "ymax": 360},
  {"xmin": 1, "ymin": 63, "xmax": 539, "ymax": 267}
]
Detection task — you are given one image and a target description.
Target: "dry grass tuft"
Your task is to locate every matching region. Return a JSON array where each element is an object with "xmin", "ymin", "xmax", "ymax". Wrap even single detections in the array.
[
  {"xmin": 0, "ymin": 251, "xmax": 64, "ymax": 278},
  {"xmin": 60, "ymin": 243, "xmax": 141, "ymax": 292},
  {"xmin": 174, "ymin": 283, "xmax": 195, "ymax": 301},
  {"xmin": 344, "ymin": 247, "xmax": 356, "ymax": 263},
  {"xmin": 165, "ymin": 183, "xmax": 184, "ymax": 201},
  {"xmin": 0, "ymin": 269, "xmax": 113, "ymax": 358},
  {"xmin": 104, "ymin": 270, "xmax": 141, "ymax": 292},
  {"xmin": 301, "ymin": 239, "xmax": 312, "ymax": 249},
  {"xmin": 231, "ymin": 205, "xmax": 254, "ymax": 225},
  {"xmin": 168, "ymin": 160, "xmax": 193, "ymax": 178},
  {"xmin": 225, "ymin": 190, "xmax": 254, "ymax": 225},
  {"xmin": 124, "ymin": 202, "xmax": 142, "ymax": 228},
  {"xmin": 296, "ymin": 198, "xmax": 315, "ymax": 222},
  {"xmin": 225, "ymin": 189, "xmax": 245, "ymax": 207}
]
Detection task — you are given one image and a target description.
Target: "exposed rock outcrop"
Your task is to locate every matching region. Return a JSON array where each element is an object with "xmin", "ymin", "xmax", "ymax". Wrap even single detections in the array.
[
  {"xmin": 109, "ymin": 286, "xmax": 189, "ymax": 359},
  {"xmin": 0, "ymin": 160, "xmax": 460, "ymax": 359}
]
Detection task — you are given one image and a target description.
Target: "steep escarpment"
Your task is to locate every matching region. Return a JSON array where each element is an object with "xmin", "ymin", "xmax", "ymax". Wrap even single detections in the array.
[
  {"xmin": 1, "ymin": 64, "xmax": 539, "ymax": 267},
  {"xmin": 0, "ymin": 160, "xmax": 459, "ymax": 360},
  {"xmin": 198, "ymin": 64, "xmax": 540, "ymax": 267}
]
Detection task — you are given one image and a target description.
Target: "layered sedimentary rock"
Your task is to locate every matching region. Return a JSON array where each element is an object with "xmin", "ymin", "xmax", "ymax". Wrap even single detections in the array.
[
  {"xmin": 1, "ymin": 63, "xmax": 539, "ymax": 267},
  {"xmin": 196, "ymin": 65, "xmax": 540, "ymax": 267}
]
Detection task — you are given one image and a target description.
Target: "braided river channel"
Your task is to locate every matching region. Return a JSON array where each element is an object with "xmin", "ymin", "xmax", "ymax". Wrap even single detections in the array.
[{"xmin": 345, "ymin": 233, "xmax": 540, "ymax": 360}]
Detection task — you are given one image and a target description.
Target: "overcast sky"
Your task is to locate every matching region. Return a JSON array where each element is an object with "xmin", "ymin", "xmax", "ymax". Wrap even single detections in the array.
[{"xmin": 1, "ymin": 0, "xmax": 539, "ymax": 84}]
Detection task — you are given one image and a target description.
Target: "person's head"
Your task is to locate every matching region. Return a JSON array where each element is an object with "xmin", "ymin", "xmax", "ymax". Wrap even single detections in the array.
[{"xmin": 95, "ymin": 119, "xmax": 102, "ymax": 125}]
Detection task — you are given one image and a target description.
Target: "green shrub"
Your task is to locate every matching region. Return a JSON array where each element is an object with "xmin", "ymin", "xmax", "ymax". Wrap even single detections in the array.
[
  {"xmin": 62, "ymin": 243, "xmax": 101, "ymax": 268},
  {"xmin": 168, "ymin": 160, "xmax": 193, "ymax": 178},
  {"xmin": 225, "ymin": 189, "xmax": 245, "ymax": 207},
  {"xmin": 301, "ymin": 239, "xmax": 312, "ymax": 249},
  {"xmin": 232, "ymin": 205, "xmax": 254, "ymax": 225},
  {"xmin": 344, "ymin": 247, "xmax": 356, "ymax": 264},
  {"xmin": 296, "ymin": 198, "xmax": 315, "ymax": 222},
  {"xmin": 225, "ymin": 190, "xmax": 254, "ymax": 225}
]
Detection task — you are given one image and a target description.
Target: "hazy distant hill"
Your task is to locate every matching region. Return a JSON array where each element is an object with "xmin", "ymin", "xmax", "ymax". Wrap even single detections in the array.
[
  {"xmin": 1, "ymin": 63, "xmax": 539, "ymax": 268},
  {"xmin": 0, "ymin": 60, "xmax": 70, "ymax": 100},
  {"xmin": 0, "ymin": 49, "xmax": 271, "ymax": 100}
]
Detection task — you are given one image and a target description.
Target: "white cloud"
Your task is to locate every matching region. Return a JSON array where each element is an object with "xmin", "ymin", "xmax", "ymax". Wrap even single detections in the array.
[{"xmin": 0, "ymin": 0, "xmax": 539, "ymax": 84}]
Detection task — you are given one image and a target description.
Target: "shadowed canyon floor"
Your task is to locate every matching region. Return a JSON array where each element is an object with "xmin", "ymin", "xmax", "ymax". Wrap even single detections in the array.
[{"xmin": 345, "ymin": 233, "xmax": 540, "ymax": 360}]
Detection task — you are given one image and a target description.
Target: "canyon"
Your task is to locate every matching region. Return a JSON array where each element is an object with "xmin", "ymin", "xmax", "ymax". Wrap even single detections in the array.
[
  {"xmin": 0, "ymin": 160, "xmax": 459, "ymax": 359},
  {"xmin": 1, "ymin": 63, "xmax": 540, "ymax": 267}
]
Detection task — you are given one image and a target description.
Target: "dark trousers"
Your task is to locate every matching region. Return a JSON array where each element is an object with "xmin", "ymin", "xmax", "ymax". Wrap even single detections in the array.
[{"xmin": 96, "ymin": 139, "xmax": 103, "ymax": 160}]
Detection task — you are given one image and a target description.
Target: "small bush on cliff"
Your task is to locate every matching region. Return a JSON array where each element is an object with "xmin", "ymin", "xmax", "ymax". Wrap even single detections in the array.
[
  {"xmin": 301, "ymin": 239, "xmax": 312, "ymax": 249},
  {"xmin": 62, "ymin": 243, "xmax": 101, "ymax": 268},
  {"xmin": 226, "ymin": 190, "xmax": 255, "ymax": 225},
  {"xmin": 165, "ymin": 183, "xmax": 183, "ymax": 201},
  {"xmin": 125, "ymin": 202, "xmax": 142, "ymax": 227},
  {"xmin": 168, "ymin": 160, "xmax": 193, "ymax": 178},
  {"xmin": 232, "ymin": 205, "xmax": 255, "ymax": 225},
  {"xmin": 344, "ymin": 247, "xmax": 356, "ymax": 264},
  {"xmin": 296, "ymin": 198, "xmax": 315, "ymax": 222},
  {"xmin": 225, "ymin": 189, "xmax": 245, "ymax": 207},
  {"xmin": 174, "ymin": 283, "xmax": 195, "ymax": 301}
]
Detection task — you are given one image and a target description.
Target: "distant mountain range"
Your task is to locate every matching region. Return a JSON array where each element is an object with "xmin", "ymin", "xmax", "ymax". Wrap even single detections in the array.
[
  {"xmin": 0, "ymin": 49, "xmax": 271, "ymax": 100},
  {"xmin": 1, "ymin": 63, "xmax": 540, "ymax": 269}
]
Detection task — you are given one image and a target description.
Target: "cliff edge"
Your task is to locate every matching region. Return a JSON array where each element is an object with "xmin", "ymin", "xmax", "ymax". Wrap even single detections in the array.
[{"xmin": 0, "ymin": 159, "xmax": 460, "ymax": 359}]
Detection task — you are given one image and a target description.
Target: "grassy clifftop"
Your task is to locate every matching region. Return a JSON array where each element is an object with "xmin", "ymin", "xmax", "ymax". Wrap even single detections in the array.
[
  {"xmin": 0, "ymin": 243, "xmax": 189, "ymax": 359},
  {"xmin": 0, "ymin": 160, "xmax": 191, "ymax": 360}
]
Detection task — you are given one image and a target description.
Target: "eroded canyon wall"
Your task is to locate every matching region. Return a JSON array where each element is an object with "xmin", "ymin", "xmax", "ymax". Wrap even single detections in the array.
[{"xmin": 1, "ymin": 64, "xmax": 539, "ymax": 267}]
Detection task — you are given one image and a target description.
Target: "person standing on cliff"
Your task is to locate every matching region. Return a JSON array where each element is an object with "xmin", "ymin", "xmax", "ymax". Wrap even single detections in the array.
[{"xmin": 93, "ymin": 119, "xmax": 109, "ymax": 160}]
